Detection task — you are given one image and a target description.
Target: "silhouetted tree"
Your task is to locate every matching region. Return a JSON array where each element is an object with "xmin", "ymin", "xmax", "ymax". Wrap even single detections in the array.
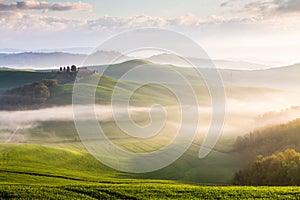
[
  {"xmin": 67, "ymin": 66, "xmax": 70, "ymax": 72},
  {"xmin": 71, "ymin": 65, "xmax": 77, "ymax": 72},
  {"xmin": 59, "ymin": 67, "xmax": 62, "ymax": 72},
  {"xmin": 63, "ymin": 67, "xmax": 66, "ymax": 71}
]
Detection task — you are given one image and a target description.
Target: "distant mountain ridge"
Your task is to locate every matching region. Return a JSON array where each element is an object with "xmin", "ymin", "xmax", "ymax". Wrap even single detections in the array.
[
  {"xmin": 148, "ymin": 53, "xmax": 269, "ymax": 70},
  {"xmin": 0, "ymin": 51, "xmax": 277, "ymax": 70},
  {"xmin": 0, "ymin": 51, "xmax": 129, "ymax": 69}
]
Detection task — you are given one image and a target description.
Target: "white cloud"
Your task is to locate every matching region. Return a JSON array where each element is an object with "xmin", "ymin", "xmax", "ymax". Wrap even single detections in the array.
[
  {"xmin": 0, "ymin": 0, "xmax": 91, "ymax": 12},
  {"xmin": 85, "ymin": 14, "xmax": 257, "ymax": 32},
  {"xmin": 0, "ymin": 12, "xmax": 236, "ymax": 31}
]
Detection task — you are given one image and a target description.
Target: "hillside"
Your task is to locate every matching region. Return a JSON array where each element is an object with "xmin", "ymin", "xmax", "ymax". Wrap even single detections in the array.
[
  {"xmin": 0, "ymin": 145, "xmax": 299, "ymax": 198},
  {"xmin": 0, "ymin": 70, "xmax": 57, "ymax": 93},
  {"xmin": 0, "ymin": 69, "xmax": 179, "ymax": 110},
  {"xmin": 233, "ymin": 119, "xmax": 300, "ymax": 162},
  {"xmin": 1, "ymin": 61, "xmax": 300, "ymax": 185},
  {"xmin": 89, "ymin": 60, "xmax": 300, "ymax": 91},
  {"xmin": 232, "ymin": 117, "xmax": 300, "ymax": 186},
  {"xmin": 0, "ymin": 144, "xmax": 117, "ymax": 184},
  {"xmin": 233, "ymin": 149, "xmax": 300, "ymax": 186},
  {"xmin": 2, "ymin": 59, "xmax": 300, "ymax": 92}
]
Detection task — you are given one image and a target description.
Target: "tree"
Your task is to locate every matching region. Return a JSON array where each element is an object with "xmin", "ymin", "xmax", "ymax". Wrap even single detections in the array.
[
  {"xmin": 233, "ymin": 149, "xmax": 300, "ymax": 186},
  {"xmin": 71, "ymin": 65, "xmax": 77, "ymax": 72},
  {"xmin": 67, "ymin": 66, "xmax": 70, "ymax": 72}
]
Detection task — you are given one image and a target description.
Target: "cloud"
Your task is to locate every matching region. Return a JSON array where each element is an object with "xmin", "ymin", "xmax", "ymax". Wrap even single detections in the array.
[
  {"xmin": 222, "ymin": 0, "xmax": 300, "ymax": 15},
  {"xmin": 273, "ymin": 0, "xmax": 300, "ymax": 13},
  {"xmin": 0, "ymin": 0, "xmax": 91, "ymax": 12},
  {"xmin": 220, "ymin": 0, "xmax": 238, "ymax": 7},
  {"xmin": 85, "ymin": 13, "xmax": 254, "ymax": 31},
  {"xmin": 0, "ymin": 12, "xmax": 239, "ymax": 32}
]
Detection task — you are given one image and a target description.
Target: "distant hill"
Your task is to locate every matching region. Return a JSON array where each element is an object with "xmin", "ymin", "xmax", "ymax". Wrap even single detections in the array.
[
  {"xmin": 89, "ymin": 59, "xmax": 300, "ymax": 90},
  {"xmin": 36, "ymin": 47, "xmax": 93, "ymax": 54},
  {"xmin": 0, "ymin": 52, "xmax": 85, "ymax": 68},
  {"xmin": 0, "ymin": 51, "xmax": 130, "ymax": 69},
  {"xmin": 148, "ymin": 53, "xmax": 269, "ymax": 70},
  {"xmin": 1, "ymin": 60, "xmax": 300, "ymax": 110},
  {"xmin": 0, "ymin": 50, "xmax": 277, "ymax": 70}
]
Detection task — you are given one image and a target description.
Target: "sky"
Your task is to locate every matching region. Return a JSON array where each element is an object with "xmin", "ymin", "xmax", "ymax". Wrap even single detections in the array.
[{"xmin": 0, "ymin": 0, "xmax": 300, "ymax": 66}]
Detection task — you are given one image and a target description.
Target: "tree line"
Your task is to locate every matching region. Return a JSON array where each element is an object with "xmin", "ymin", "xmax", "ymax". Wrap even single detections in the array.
[
  {"xmin": 233, "ymin": 149, "xmax": 300, "ymax": 185},
  {"xmin": 233, "ymin": 119, "xmax": 300, "ymax": 185}
]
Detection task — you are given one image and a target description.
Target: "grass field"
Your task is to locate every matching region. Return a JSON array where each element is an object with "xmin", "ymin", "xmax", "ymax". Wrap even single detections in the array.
[
  {"xmin": 2, "ymin": 184, "xmax": 300, "ymax": 199},
  {"xmin": 1, "ymin": 121, "xmax": 241, "ymax": 184},
  {"xmin": 0, "ymin": 143, "xmax": 299, "ymax": 199},
  {"xmin": 0, "ymin": 143, "xmax": 242, "ymax": 199},
  {"xmin": 2, "ymin": 68, "xmax": 300, "ymax": 199}
]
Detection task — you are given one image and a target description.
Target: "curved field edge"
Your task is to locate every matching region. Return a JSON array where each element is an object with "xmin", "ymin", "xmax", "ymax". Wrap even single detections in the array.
[{"xmin": 1, "ymin": 184, "xmax": 300, "ymax": 199}]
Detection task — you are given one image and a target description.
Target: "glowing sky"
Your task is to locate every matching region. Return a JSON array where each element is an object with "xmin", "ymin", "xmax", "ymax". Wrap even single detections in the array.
[{"xmin": 0, "ymin": 0, "xmax": 300, "ymax": 65}]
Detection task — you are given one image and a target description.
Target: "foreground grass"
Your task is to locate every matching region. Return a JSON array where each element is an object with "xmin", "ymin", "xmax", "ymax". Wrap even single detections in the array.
[
  {"xmin": 0, "ymin": 139, "xmax": 299, "ymax": 199},
  {"xmin": 0, "ymin": 144, "xmax": 300, "ymax": 199},
  {"xmin": 1, "ymin": 184, "xmax": 300, "ymax": 199}
]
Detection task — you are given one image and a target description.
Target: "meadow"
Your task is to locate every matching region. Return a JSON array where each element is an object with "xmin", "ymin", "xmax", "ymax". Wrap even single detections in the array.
[{"xmin": 1, "ymin": 64, "xmax": 300, "ymax": 199}]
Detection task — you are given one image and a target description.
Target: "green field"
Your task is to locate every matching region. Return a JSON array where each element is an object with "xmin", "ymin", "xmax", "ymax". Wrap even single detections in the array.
[
  {"xmin": 2, "ymin": 184, "xmax": 300, "ymax": 199},
  {"xmin": 1, "ymin": 67, "xmax": 300, "ymax": 199},
  {"xmin": 0, "ymin": 143, "xmax": 299, "ymax": 199}
]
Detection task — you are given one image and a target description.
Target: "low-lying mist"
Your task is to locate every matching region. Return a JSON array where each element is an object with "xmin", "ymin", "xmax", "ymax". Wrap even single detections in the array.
[{"xmin": 1, "ymin": 91, "xmax": 300, "ymax": 142}]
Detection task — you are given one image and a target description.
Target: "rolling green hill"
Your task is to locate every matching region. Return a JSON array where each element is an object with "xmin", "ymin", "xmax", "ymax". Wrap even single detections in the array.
[
  {"xmin": 0, "ymin": 144, "xmax": 300, "ymax": 199},
  {"xmin": 0, "ymin": 70, "xmax": 56, "ymax": 93},
  {"xmin": 89, "ymin": 60, "xmax": 300, "ymax": 91},
  {"xmin": 2, "ymin": 62, "xmax": 300, "ymax": 198},
  {"xmin": 0, "ymin": 144, "xmax": 118, "ymax": 185},
  {"xmin": 0, "ymin": 69, "xmax": 179, "ymax": 109},
  {"xmin": 7, "ymin": 120, "xmax": 240, "ymax": 185}
]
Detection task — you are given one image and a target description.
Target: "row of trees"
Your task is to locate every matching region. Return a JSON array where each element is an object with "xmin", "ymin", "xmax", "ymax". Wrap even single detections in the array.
[
  {"xmin": 59, "ymin": 65, "xmax": 77, "ymax": 72},
  {"xmin": 233, "ymin": 149, "xmax": 300, "ymax": 185}
]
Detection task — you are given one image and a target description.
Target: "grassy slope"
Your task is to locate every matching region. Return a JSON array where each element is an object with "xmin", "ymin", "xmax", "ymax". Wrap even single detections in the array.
[
  {"xmin": 0, "ymin": 144, "xmax": 118, "ymax": 183},
  {"xmin": 0, "ymin": 69, "xmax": 282, "ymax": 186},
  {"xmin": 46, "ymin": 73, "xmax": 178, "ymax": 106},
  {"xmin": 14, "ymin": 120, "xmax": 240, "ymax": 184},
  {"xmin": 0, "ymin": 70, "xmax": 56, "ymax": 93},
  {"xmin": 0, "ymin": 144, "xmax": 300, "ymax": 199}
]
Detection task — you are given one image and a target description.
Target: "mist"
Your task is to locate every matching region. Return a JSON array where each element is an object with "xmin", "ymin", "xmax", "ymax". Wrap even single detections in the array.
[{"xmin": 1, "ymin": 92, "xmax": 300, "ymax": 142}]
